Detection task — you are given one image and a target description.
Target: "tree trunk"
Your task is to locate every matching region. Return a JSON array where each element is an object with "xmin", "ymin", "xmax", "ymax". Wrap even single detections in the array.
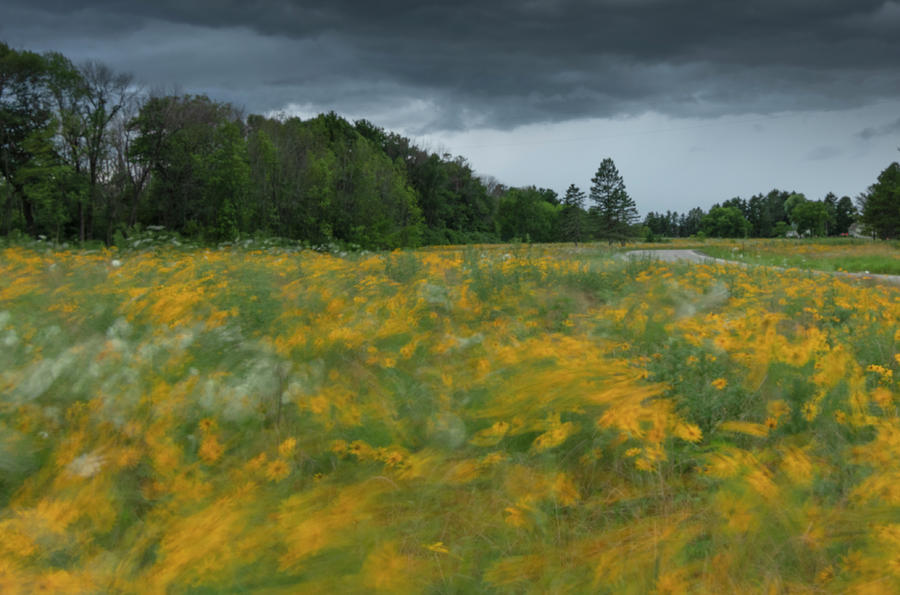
[{"xmin": 21, "ymin": 192, "xmax": 35, "ymax": 233}]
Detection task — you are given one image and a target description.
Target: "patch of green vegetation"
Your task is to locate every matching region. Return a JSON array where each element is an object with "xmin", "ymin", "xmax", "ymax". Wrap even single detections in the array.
[{"xmin": 695, "ymin": 238, "xmax": 900, "ymax": 275}]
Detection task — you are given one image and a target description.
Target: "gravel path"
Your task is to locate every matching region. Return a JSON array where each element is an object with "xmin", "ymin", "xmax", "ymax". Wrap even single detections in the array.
[
  {"xmin": 624, "ymin": 249, "xmax": 713, "ymax": 264},
  {"xmin": 624, "ymin": 249, "xmax": 900, "ymax": 287}
]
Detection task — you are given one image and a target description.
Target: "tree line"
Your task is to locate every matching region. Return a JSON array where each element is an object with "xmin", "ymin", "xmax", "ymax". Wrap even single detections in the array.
[
  {"xmin": 3, "ymin": 41, "xmax": 897, "ymax": 247},
  {"xmin": 643, "ymin": 190, "xmax": 860, "ymax": 239},
  {"xmin": 645, "ymin": 165, "xmax": 900, "ymax": 241},
  {"xmin": 643, "ymin": 165, "xmax": 900, "ymax": 241},
  {"xmin": 1, "ymin": 42, "xmax": 643, "ymax": 248}
]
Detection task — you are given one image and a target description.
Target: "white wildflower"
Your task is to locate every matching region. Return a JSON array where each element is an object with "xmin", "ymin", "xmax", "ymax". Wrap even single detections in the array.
[{"xmin": 67, "ymin": 452, "xmax": 105, "ymax": 478}]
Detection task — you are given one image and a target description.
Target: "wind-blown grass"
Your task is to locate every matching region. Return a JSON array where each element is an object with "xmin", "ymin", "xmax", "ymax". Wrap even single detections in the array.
[{"xmin": 1, "ymin": 241, "xmax": 899, "ymax": 592}]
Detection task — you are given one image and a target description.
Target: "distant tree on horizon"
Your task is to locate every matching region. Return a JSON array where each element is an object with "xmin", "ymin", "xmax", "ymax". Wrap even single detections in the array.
[
  {"xmin": 701, "ymin": 206, "xmax": 750, "ymax": 238},
  {"xmin": 789, "ymin": 197, "xmax": 830, "ymax": 237},
  {"xmin": 834, "ymin": 195, "xmax": 857, "ymax": 235}
]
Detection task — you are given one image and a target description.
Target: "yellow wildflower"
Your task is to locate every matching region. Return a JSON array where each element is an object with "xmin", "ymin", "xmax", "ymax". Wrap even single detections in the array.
[
  {"xmin": 115, "ymin": 447, "xmax": 142, "ymax": 469},
  {"xmin": 802, "ymin": 401, "xmax": 818, "ymax": 422},
  {"xmin": 815, "ymin": 565, "xmax": 834, "ymax": 585},
  {"xmin": 873, "ymin": 387, "xmax": 893, "ymax": 410},
  {"xmin": 425, "ymin": 541, "xmax": 449, "ymax": 554},
  {"xmin": 635, "ymin": 457, "xmax": 655, "ymax": 471},
  {"xmin": 656, "ymin": 570, "xmax": 689, "ymax": 594},
  {"xmin": 673, "ymin": 422, "xmax": 703, "ymax": 443},
  {"xmin": 278, "ymin": 437, "xmax": 297, "ymax": 458},
  {"xmin": 245, "ymin": 452, "xmax": 267, "ymax": 472},
  {"xmin": 504, "ymin": 505, "xmax": 529, "ymax": 528},
  {"xmin": 347, "ymin": 440, "xmax": 377, "ymax": 461},
  {"xmin": 711, "ymin": 377, "xmax": 728, "ymax": 390},
  {"xmin": 480, "ymin": 452, "xmax": 507, "ymax": 467},
  {"xmin": 781, "ymin": 447, "xmax": 814, "ymax": 486},
  {"xmin": 470, "ymin": 421, "xmax": 510, "ymax": 447},
  {"xmin": 551, "ymin": 473, "xmax": 580, "ymax": 506},
  {"xmin": 265, "ymin": 459, "xmax": 290, "ymax": 482},
  {"xmin": 767, "ymin": 400, "xmax": 791, "ymax": 420},
  {"xmin": 867, "ymin": 364, "xmax": 894, "ymax": 381},
  {"xmin": 532, "ymin": 420, "xmax": 578, "ymax": 452},
  {"xmin": 199, "ymin": 435, "xmax": 224, "ymax": 464}
]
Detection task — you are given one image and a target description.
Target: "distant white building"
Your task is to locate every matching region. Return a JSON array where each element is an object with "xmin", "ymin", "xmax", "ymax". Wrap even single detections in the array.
[{"xmin": 848, "ymin": 222, "xmax": 871, "ymax": 239}]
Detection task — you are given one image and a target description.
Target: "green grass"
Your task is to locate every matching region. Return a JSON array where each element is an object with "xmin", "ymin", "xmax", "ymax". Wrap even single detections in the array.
[{"xmin": 682, "ymin": 238, "xmax": 900, "ymax": 275}]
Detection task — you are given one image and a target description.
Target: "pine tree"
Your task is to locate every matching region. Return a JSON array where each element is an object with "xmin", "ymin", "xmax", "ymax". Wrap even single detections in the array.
[
  {"xmin": 834, "ymin": 195, "xmax": 857, "ymax": 236},
  {"xmin": 589, "ymin": 158, "xmax": 638, "ymax": 243},
  {"xmin": 560, "ymin": 183, "xmax": 586, "ymax": 245}
]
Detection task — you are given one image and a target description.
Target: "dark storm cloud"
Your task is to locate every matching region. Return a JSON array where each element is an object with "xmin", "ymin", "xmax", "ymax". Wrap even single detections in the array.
[{"xmin": 4, "ymin": 0, "xmax": 899, "ymax": 131}]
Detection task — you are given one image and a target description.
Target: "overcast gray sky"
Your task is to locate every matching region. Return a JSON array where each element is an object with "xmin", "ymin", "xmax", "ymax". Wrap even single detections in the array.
[{"xmin": 4, "ymin": 0, "xmax": 899, "ymax": 214}]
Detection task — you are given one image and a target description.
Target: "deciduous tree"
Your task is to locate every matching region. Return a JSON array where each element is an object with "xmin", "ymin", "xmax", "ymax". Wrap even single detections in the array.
[
  {"xmin": 1, "ymin": 42, "xmax": 53, "ymax": 233},
  {"xmin": 861, "ymin": 162, "xmax": 900, "ymax": 239},
  {"xmin": 701, "ymin": 206, "xmax": 750, "ymax": 238}
]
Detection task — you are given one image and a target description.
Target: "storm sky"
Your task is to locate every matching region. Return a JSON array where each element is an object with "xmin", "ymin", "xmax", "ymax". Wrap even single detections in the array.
[{"xmin": 4, "ymin": 0, "xmax": 899, "ymax": 213}]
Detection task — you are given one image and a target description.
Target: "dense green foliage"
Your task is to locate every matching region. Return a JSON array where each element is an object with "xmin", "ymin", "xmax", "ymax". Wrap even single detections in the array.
[
  {"xmin": 859, "ymin": 162, "xmax": 900, "ymax": 240},
  {"xmin": 1, "ymin": 42, "xmax": 645, "ymax": 248},
  {"xmin": 1, "ymin": 40, "xmax": 895, "ymax": 246},
  {"xmin": 701, "ymin": 206, "xmax": 750, "ymax": 238},
  {"xmin": 645, "ymin": 186, "xmax": 869, "ymax": 240}
]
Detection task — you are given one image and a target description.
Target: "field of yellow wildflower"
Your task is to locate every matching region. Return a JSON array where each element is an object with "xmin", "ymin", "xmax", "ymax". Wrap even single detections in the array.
[{"xmin": 1, "ymin": 241, "xmax": 899, "ymax": 592}]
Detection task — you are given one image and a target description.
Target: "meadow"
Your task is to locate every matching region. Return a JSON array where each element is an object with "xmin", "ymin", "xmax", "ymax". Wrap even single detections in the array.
[
  {"xmin": 673, "ymin": 237, "xmax": 900, "ymax": 275},
  {"xmin": 1, "ymin": 238, "xmax": 899, "ymax": 592}
]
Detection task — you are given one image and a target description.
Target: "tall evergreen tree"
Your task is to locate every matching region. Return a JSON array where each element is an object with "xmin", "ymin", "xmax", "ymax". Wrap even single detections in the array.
[
  {"xmin": 678, "ymin": 208, "xmax": 704, "ymax": 236},
  {"xmin": 834, "ymin": 195, "xmax": 857, "ymax": 235},
  {"xmin": 560, "ymin": 183, "xmax": 586, "ymax": 245},
  {"xmin": 823, "ymin": 192, "xmax": 838, "ymax": 235},
  {"xmin": 589, "ymin": 157, "xmax": 638, "ymax": 242}
]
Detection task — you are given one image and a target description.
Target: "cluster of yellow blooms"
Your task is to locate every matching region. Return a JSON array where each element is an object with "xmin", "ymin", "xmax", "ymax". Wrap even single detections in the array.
[{"xmin": 0, "ymin": 241, "xmax": 898, "ymax": 591}]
